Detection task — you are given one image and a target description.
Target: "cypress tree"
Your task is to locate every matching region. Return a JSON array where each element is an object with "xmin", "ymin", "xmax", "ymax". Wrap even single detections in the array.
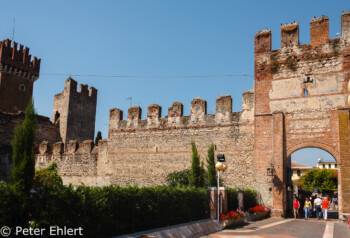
[
  {"xmin": 95, "ymin": 131, "xmax": 102, "ymax": 145},
  {"xmin": 189, "ymin": 140, "xmax": 201, "ymax": 187},
  {"xmin": 10, "ymin": 99, "xmax": 37, "ymax": 194},
  {"xmin": 206, "ymin": 143, "xmax": 217, "ymax": 187}
]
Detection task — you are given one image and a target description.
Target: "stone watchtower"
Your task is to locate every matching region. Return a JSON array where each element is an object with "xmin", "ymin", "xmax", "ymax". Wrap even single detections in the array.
[
  {"xmin": 52, "ymin": 77, "xmax": 97, "ymax": 145},
  {"xmin": 0, "ymin": 39, "xmax": 41, "ymax": 113}
]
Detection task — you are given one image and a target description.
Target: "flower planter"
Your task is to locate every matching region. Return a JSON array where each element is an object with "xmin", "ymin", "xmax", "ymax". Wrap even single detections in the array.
[
  {"xmin": 220, "ymin": 216, "xmax": 245, "ymax": 228},
  {"xmin": 249, "ymin": 211, "xmax": 269, "ymax": 221}
]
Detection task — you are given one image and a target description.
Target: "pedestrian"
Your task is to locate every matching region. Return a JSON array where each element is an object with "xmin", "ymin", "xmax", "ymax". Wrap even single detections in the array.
[
  {"xmin": 322, "ymin": 197, "xmax": 330, "ymax": 220},
  {"xmin": 311, "ymin": 195, "xmax": 316, "ymax": 217},
  {"xmin": 293, "ymin": 197, "xmax": 300, "ymax": 219},
  {"xmin": 304, "ymin": 197, "xmax": 312, "ymax": 220},
  {"xmin": 333, "ymin": 197, "xmax": 338, "ymax": 211},
  {"xmin": 314, "ymin": 196, "xmax": 322, "ymax": 219}
]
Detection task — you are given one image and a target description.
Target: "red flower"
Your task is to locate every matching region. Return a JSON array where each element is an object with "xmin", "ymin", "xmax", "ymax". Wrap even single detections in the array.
[
  {"xmin": 247, "ymin": 206, "xmax": 267, "ymax": 214},
  {"xmin": 220, "ymin": 210, "xmax": 244, "ymax": 220}
]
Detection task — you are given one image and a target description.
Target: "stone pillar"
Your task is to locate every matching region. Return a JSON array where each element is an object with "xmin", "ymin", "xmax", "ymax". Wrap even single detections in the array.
[
  {"xmin": 272, "ymin": 112, "xmax": 286, "ymax": 216},
  {"xmin": 207, "ymin": 187, "xmax": 228, "ymax": 220},
  {"xmin": 338, "ymin": 109, "xmax": 350, "ymax": 217}
]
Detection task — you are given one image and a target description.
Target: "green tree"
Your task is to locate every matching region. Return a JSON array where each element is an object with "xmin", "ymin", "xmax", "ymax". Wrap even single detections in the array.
[
  {"xmin": 10, "ymin": 99, "xmax": 37, "ymax": 193},
  {"xmin": 206, "ymin": 143, "xmax": 216, "ymax": 186},
  {"xmin": 189, "ymin": 140, "xmax": 201, "ymax": 187},
  {"xmin": 95, "ymin": 131, "xmax": 102, "ymax": 145},
  {"xmin": 33, "ymin": 162, "xmax": 63, "ymax": 187},
  {"xmin": 295, "ymin": 168, "xmax": 337, "ymax": 193}
]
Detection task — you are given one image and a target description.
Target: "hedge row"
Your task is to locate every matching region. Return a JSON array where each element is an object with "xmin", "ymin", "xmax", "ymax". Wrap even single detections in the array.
[
  {"xmin": 227, "ymin": 188, "xmax": 259, "ymax": 211},
  {"xmin": 0, "ymin": 183, "xmax": 209, "ymax": 238},
  {"xmin": 0, "ymin": 182, "xmax": 259, "ymax": 237}
]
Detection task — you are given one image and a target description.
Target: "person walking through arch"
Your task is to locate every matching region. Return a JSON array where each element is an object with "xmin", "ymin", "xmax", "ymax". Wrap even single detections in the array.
[
  {"xmin": 293, "ymin": 197, "xmax": 300, "ymax": 219},
  {"xmin": 314, "ymin": 196, "xmax": 322, "ymax": 219},
  {"xmin": 322, "ymin": 197, "xmax": 330, "ymax": 220},
  {"xmin": 304, "ymin": 197, "xmax": 312, "ymax": 220}
]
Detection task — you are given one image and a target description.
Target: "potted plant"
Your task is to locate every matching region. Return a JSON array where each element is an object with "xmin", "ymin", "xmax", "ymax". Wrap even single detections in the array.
[
  {"xmin": 247, "ymin": 206, "xmax": 270, "ymax": 220},
  {"xmin": 220, "ymin": 209, "xmax": 245, "ymax": 228}
]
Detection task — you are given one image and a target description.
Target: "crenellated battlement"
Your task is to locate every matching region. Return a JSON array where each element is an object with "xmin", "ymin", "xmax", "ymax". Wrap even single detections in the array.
[
  {"xmin": 0, "ymin": 39, "xmax": 40, "ymax": 79},
  {"xmin": 37, "ymin": 140, "xmax": 98, "ymax": 156},
  {"xmin": 52, "ymin": 77, "xmax": 98, "ymax": 145},
  {"xmin": 108, "ymin": 91, "xmax": 254, "ymax": 134},
  {"xmin": 281, "ymin": 22, "xmax": 299, "ymax": 47},
  {"xmin": 255, "ymin": 12, "xmax": 350, "ymax": 54},
  {"xmin": 254, "ymin": 12, "xmax": 350, "ymax": 82},
  {"xmin": 59, "ymin": 77, "xmax": 97, "ymax": 99}
]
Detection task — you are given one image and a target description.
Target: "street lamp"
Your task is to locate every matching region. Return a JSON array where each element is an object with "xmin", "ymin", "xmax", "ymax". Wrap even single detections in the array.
[{"xmin": 215, "ymin": 154, "xmax": 228, "ymax": 222}]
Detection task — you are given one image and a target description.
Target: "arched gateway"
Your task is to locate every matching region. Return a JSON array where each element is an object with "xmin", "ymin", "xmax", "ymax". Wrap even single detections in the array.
[{"xmin": 254, "ymin": 12, "xmax": 350, "ymax": 217}]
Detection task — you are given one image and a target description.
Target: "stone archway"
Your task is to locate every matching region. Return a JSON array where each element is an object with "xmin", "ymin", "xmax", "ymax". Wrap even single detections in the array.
[
  {"xmin": 286, "ymin": 142, "xmax": 340, "ymax": 163},
  {"xmin": 285, "ymin": 144, "xmax": 340, "ymax": 217}
]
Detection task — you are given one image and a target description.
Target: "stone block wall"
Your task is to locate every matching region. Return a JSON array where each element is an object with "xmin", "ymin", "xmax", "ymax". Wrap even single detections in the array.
[
  {"xmin": 0, "ymin": 39, "xmax": 40, "ymax": 113},
  {"xmin": 37, "ymin": 92, "xmax": 255, "ymax": 189},
  {"xmin": 0, "ymin": 111, "xmax": 58, "ymax": 182},
  {"xmin": 33, "ymin": 11, "xmax": 350, "ymax": 216},
  {"xmin": 52, "ymin": 78, "xmax": 97, "ymax": 144},
  {"xmin": 104, "ymin": 93, "xmax": 255, "ymax": 187},
  {"xmin": 254, "ymin": 12, "xmax": 350, "ymax": 214},
  {"xmin": 35, "ymin": 140, "xmax": 99, "ymax": 185}
]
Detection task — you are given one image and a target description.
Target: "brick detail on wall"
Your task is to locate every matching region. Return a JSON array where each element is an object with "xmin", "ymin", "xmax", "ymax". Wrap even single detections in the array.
[
  {"xmin": 0, "ymin": 39, "xmax": 41, "ymax": 113},
  {"xmin": 272, "ymin": 112, "xmax": 285, "ymax": 216},
  {"xmin": 310, "ymin": 16, "xmax": 329, "ymax": 47},
  {"xmin": 338, "ymin": 109, "xmax": 350, "ymax": 214}
]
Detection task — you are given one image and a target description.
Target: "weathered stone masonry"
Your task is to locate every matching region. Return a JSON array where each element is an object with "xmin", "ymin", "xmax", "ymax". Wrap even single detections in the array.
[
  {"xmin": 26, "ymin": 11, "xmax": 350, "ymax": 217},
  {"xmin": 254, "ymin": 12, "xmax": 350, "ymax": 216},
  {"xmin": 36, "ymin": 92, "xmax": 255, "ymax": 188}
]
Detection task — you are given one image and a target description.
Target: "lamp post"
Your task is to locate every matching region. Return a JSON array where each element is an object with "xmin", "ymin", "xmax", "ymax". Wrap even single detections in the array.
[{"xmin": 215, "ymin": 154, "xmax": 227, "ymax": 222}]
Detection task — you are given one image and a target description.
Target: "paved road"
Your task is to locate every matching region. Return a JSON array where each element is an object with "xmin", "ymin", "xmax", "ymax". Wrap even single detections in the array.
[{"xmin": 201, "ymin": 216, "xmax": 350, "ymax": 238}]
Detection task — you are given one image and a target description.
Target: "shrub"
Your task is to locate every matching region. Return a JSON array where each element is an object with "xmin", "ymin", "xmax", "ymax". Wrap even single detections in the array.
[
  {"xmin": 0, "ymin": 181, "xmax": 23, "ymax": 227},
  {"xmin": 166, "ymin": 169, "xmax": 191, "ymax": 187},
  {"xmin": 227, "ymin": 188, "xmax": 258, "ymax": 211},
  {"xmin": 0, "ymin": 183, "xmax": 209, "ymax": 238},
  {"xmin": 166, "ymin": 168, "xmax": 208, "ymax": 188},
  {"xmin": 243, "ymin": 188, "xmax": 259, "ymax": 209},
  {"xmin": 33, "ymin": 162, "xmax": 63, "ymax": 187},
  {"xmin": 227, "ymin": 187, "xmax": 238, "ymax": 211}
]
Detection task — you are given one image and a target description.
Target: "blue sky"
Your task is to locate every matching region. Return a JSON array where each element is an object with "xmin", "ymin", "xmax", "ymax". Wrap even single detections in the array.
[{"xmin": 1, "ymin": 0, "xmax": 344, "ymax": 166}]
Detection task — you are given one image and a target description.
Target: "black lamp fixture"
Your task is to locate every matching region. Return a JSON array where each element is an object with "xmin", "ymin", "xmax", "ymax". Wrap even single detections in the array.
[{"xmin": 217, "ymin": 154, "xmax": 226, "ymax": 162}]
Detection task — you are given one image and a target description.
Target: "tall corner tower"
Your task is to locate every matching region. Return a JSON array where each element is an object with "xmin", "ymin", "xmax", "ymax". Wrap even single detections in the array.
[
  {"xmin": 0, "ymin": 39, "xmax": 41, "ymax": 113},
  {"xmin": 52, "ymin": 77, "xmax": 98, "ymax": 145}
]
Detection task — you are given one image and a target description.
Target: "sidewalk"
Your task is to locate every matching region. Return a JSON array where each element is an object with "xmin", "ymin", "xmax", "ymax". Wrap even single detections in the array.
[{"xmin": 200, "ymin": 217, "xmax": 350, "ymax": 238}]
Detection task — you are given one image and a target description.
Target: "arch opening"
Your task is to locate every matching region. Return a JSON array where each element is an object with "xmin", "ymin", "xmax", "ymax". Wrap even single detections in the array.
[{"xmin": 286, "ymin": 147, "xmax": 339, "ymax": 219}]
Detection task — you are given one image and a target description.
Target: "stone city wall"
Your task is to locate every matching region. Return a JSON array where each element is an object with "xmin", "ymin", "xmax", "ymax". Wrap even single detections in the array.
[
  {"xmin": 0, "ymin": 111, "xmax": 58, "ymax": 181},
  {"xmin": 34, "ymin": 12, "xmax": 350, "ymax": 215},
  {"xmin": 36, "ymin": 91, "xmax": 256, "ymax": 189}
]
